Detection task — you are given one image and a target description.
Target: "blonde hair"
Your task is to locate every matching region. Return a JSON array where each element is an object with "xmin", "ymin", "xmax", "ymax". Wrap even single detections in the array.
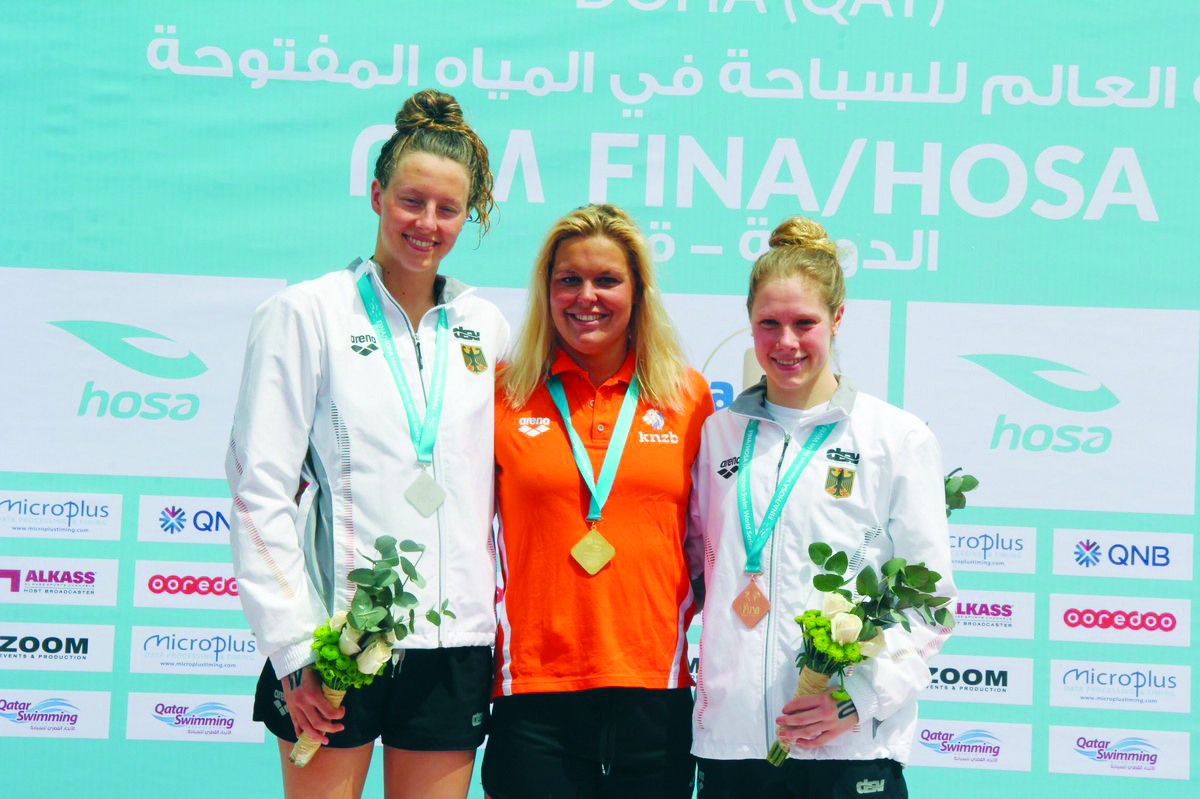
[
  {"xmin": 500, "ymin": 204, "xmax": 692, "ymax": 411},
  {"xmin": 374, "ymin": 89, "xmax": 495, "ymax": 234},
  {"xmin": 747, "ymin": 217, "xmax": 844, "ymax": 316}
]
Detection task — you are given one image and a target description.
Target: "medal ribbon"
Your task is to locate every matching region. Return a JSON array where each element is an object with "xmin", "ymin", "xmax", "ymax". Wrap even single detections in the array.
[
  {"xmin": 356, "ymin": 271, "xmax": 448, "ymax": 465},
  {"xmin": 737, "ymin": 420, "xmax": 836, "ymax": 574},
  {"xmin": 546, "ymin": 373, "xmax": 641, "ymax": 522}
]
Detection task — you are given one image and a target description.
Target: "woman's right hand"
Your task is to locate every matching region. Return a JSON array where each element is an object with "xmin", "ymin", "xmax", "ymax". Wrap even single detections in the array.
[{"xmin": 281, "ymin": 666, "xmax": 345, "ymax": 744}]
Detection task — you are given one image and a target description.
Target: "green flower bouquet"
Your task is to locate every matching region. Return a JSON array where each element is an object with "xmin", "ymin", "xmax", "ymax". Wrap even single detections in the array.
[
  {"xmin": 289, "ymin": 535, "xmax": 454, "ymax": 767},
  {"xmin": 766, "ymin": 542, "xmax": 955, "ymax": 766}
]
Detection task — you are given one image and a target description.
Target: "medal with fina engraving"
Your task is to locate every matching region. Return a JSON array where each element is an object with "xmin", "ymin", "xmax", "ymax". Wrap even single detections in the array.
[
  {"xmin": 733, "ymin": 576, "xmax": 769, "ymax": 628},
  {"xmin": 571, "ymin": 522, "xmax": 616, "ymax": 575}
]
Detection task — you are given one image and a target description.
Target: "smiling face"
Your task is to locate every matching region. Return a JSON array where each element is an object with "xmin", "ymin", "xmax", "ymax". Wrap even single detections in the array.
[
  {"xmin": 549, "ymin": 235, "xmax": 636, "ymax": 379},
  {"xmin": 750, "ymin": 275, "xmax": 843, "ymax": 408},
  {"xmin": 370, "ymin": 151, "xmax": 470, "ymax": 281}
]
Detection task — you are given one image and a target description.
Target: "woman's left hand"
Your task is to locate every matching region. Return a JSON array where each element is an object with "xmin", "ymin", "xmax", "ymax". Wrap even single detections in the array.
[{"xmin": 775, "ymin": 689, "xmax": 859, "ymax": 749}]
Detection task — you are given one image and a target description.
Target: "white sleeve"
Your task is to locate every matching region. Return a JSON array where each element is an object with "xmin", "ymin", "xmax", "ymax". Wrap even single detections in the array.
[
  {"xmin": 225, "ymin": 291, "xmax": 331, "ymax": 677},
  {"xmin": 843, "ymin": 424, "xmax": 957, "ymax": 722}
]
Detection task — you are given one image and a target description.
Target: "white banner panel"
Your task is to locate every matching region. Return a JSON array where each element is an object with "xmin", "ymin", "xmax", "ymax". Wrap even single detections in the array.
[
  {"xmin": 1048, "ymin": 594, "xmax": 1191, "ymax": 648},
  {"xmin": 0, "ymin": 268, "xmax": 283, "ymax": 479},
  {"xmin": 1048, "ymin": 726, "xmax": 1190, "ymax": 780},
  {"xmin": 0, "ymin": 557, "xmax": 119, "ymax": 606},
  {"xmin": 130, "ymin": 627, "xmax": 264, "ymax": 676},
  {"xmin": 951, "ymin": 590, "xmax": 1034, "ymax": 639},
  {"xmin": 0, "ymin": 623, "xmax": 115, "ymax": 672},
  {"xmin": 126, "ymin": 693, "xmax": 262, "ymax": 743},
  {"xmin": 909, "ymin": 719, "xmax": 1032, "ymax": 771},
  {"xmin": 0, "ymin": 490, "xmax": 122, "ymax": 541},
  {"xmin": 132, "ymin": 561, "xmax": 241, "ymax": 611},
  {"xmin": 137, "ymin": 495, "xmax": 233, "ymax": 545},
  {"xmin": 0, "ymin": 690, "xmax": 110, "ymax": 739},
  {"xmin": 1050, "ymin": 660, "xmax": 1190, "ymax": 714},
  {"xmin": 904, "ymin": 303, "xmax": 1199, "ymax": 514},
  {"xmin": 949, "ymin": 525, "xmax": 1036, "ymax": 574},
  {"xmin": 1052, "ymin": 529, "xmax": 1193, "ymax": 581},
  {"xmin": 921, "ymin": 654, "xmax": 1033, "ymax": 705}
]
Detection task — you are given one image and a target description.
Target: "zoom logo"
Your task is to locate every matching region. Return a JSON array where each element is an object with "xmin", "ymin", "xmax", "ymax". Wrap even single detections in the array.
[
  {"xmin": 51, "ymin": 321, "xmax": 206, "ymax": 422},
  {"xmin": 1062, "ymin": 609, "xmax": 1176, "ymax": 632},
  {"xmin": 965, "ymin": 355, "xmax": 1115, "ymax": 455},
  {"xmin": 147, "ymin": 576, "xmax": 238, "ymax": 596}
]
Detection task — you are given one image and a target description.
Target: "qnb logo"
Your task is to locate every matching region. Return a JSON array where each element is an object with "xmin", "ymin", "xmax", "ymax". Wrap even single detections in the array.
[
  {"xmin": 1074, "ymin": 736, "xmax": 1159, "ymax": 766},
  {"xmin": 964, "ymin": 354, "xmax": 1116, "ymax": 455},
  {"xmin": 1075, "ymin": 542, "xmax": 1170, "ymax": 569},
  {"xmin": 52, "ymin": 321, "xmax": 206, "ymax": 422},
  {"xmin": 1074, "ymin": 539, "xmax": 1102, "ymax": 567},
  {"xmin": 147, "ymin": 575, "xmax": 238, "ymax": 596},
  {"xmin": 159, "ymin": 506, "xmax": 187, "ymax": 534},
  {"xmin": 1063, "ymin": 608, "xmax": 1176, "ymax": 631}
]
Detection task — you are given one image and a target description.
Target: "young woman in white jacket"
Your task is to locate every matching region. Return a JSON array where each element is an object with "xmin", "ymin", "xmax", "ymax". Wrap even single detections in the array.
[
  {"xmin": 689, "ymin": 217, "xmax": 955, "ymax": 798},
  {"xmin": 226, "ymin": 90, "xmax": 508, "ymax": 799}
]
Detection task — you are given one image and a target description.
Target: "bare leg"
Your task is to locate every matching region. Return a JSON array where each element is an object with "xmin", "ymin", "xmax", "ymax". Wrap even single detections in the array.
[
  {"xmin": 277, "ymin": 738, "xmax": 374, "ymax": 799},
  {"xmin": 383, "ymin": 748, "xmax": 477, "ymax": 799}
]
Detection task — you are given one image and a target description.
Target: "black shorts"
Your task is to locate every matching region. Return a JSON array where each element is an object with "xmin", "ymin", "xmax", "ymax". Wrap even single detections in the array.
[
  {"xmin": 252, "ymin": 646, "xmax": 492, "ymax": 751},
  {"xmin": 482, "ymin": 687, "xmax": 695, "ymax": 799},
  {"xmin": 696, "ymin": 756, "xmax": 907, "ymax": 799}
]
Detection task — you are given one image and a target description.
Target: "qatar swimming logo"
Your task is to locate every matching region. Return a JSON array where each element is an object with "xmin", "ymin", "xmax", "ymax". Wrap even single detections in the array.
[{"xmin": 153, "ymin": 701, "xmax": 237, "ymax": 734}]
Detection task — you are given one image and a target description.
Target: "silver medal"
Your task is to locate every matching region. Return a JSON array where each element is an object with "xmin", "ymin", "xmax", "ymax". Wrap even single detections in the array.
[{"xmin": 405, "ymin": 470, "xmax": 446, "ymax": 517}]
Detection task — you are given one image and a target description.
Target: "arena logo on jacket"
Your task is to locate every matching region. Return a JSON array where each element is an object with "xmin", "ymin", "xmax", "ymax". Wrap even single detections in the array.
[{"xmin": 349, "ymin": 333, "xmax": 378, "ymax": 356}]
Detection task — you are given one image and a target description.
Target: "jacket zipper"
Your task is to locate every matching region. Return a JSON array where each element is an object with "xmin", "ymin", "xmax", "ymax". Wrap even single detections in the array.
[{"xmin": 763, "ymin": 428, "xmax": 790, "ymax": 752}]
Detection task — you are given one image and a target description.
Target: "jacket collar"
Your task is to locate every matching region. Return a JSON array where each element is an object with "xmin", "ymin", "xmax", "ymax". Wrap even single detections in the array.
[
  {"xmin": 353, "ymin": 257, "xmax": 477, "ymax": 310},
  {"xmin": 729, "ymin": 375, "xmax": 857, "ymax": 427},
  {"xmin": 549, "ymin": 346, "xmax": 636, "ymax": 389}
]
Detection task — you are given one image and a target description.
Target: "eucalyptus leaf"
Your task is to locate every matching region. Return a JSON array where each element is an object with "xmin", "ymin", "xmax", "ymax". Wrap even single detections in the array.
[
  {"xmin": 946, "ymin": 476, "xmax": 963, "ymax": 495},
  {"xmin": 377, "ymin": 587, "xmax": 393, "ymax": 607},
  {"xmin": 826, "ymin": 551, "xmax": 849, "ymax": 576},
  {"xmin": 400, "ymin": 557, "xmax": 427, "ymax": 589},
  {"xmin": 881, "ymin": 558, "xmax": 906, "ymax": 577},
  {"xmin": 351, "ymin": 591, "xmax": 372, "ymax": 612},
  {"xmin": 426, "ymin": 609, "xmax": 441, "ymax": 626},
  {"xmin": 348, "ymin": 568, "xmax": 375, "ymax": 586},
  {"xmin": 948, "ymin": 493, "xmax": 966, "ymax": 510},
  {"xmin": 813, "ymin": 574, "xmax": 847, "ymax": 592},
  {"xmin": 394, "ymin": 591, "xmax": 419, "ymax": 609},
  {"xmin": 443, "ymin": 608, "xmax": 456, "ymax": 619},
  {"xmin": 374, "ymin": 569, "xmax": 399, "ymax": 588},
  {"xmin": 399, "ymin": 539, "xmax": 425, "ymax": 552},
  {"xmin": 928, "ymin": 595, "xmax": 951, "ymax": 607},
  {"xmin": 934, "ymin": 607, "xmax": 954, "ymax": 628},
  {"xmin": 361, "ymin": 607, "xmax": 387, "ymax": 629},
  {"xmin": 375, "ymin": 535, "xmax": 397, "ymax": 552},
  {"xmin": 394, "ymin": 624, "xmax": 408, "ymax": 640},
  {"xmin": 808, "ymin": 542, "xmax": 833, "ymax": 566},
  {"xmin": 960, "ymin": 475, "xmax": 979, "ymax": 491}
]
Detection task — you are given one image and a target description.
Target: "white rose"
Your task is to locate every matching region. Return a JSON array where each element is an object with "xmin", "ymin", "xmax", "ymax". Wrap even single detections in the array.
[
  {"xmin": 355, "ymin": 636, "xmax": 393, "ymax": 675},
  {"xmin": 822, "ymin": 593, "xmax": 855, "ymax": 619},
  {"xmin": 329, "ymin": 611, "xmax": 349, "ymax": 632},
  {"xmin": 338, "ymin": 624, "xmax": 363, "ymax": 655},
  {"xmin": 830, "ymin": 612, "xmax": 863, "ymax": 645},
  {"xmin": 858, "ymin": 632, "xmax": 886, "ymax": 658}
]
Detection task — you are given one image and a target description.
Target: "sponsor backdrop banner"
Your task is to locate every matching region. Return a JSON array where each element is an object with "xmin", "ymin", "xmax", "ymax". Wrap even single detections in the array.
[{"xmin": 0, "ymin": 2, "xmax": 1195, "ymax": 797}]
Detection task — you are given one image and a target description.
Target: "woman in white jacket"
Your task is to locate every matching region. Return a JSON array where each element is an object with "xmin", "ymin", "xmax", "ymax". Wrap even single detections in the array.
[
  {"xmin": 689, "ymin": 217, "xmax": 955, "ymax": 797},
  {"xmin": 226, "ymin": 90, "xmax": 508, "ymax": 799}
]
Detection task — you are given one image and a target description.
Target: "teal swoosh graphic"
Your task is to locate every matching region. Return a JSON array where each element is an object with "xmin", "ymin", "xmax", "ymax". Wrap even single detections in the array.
[
  {"xmin": 962, "ymin": 354, "xmax": 1118, "ymax": 412},
  {"xmin": 50, "ymin": 321, "xmax": 207, "ymax": 379}
]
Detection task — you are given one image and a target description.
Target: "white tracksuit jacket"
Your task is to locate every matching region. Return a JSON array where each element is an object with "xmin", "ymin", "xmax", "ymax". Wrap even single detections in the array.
[
  {"xmin": 226, "ymin": 258, "xmax": 509, "ymax": 677},
  {"xmin": 689, "ymin": 377, "xmax": 956, "ymax": 764}
]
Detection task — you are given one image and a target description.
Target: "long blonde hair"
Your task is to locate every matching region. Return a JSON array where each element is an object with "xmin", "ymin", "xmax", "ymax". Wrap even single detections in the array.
[{"xmin": 500, "ymin": 204, "xmax": 692, "ymax": 411}]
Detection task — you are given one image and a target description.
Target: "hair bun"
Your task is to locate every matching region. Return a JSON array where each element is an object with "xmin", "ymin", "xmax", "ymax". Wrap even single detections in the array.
[
  {"xmin": 395, "ymin": 89, "xmax": 464, "ymax": 132},
  {"xmin": 768, "ymin": 217, "xmax": 836, "ymax": 257}
]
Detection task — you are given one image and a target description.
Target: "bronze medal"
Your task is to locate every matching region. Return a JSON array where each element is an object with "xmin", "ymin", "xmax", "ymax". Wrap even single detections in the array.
[{"xmin": 733, "ymin": 576, "xmax": 769, "ymax": 628}]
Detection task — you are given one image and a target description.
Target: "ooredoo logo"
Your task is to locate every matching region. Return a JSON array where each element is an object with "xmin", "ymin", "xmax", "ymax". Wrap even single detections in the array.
[
  {"xmin": 147, "ymin": 575, "xmax": 237, "ymax": 596},
  {"xmin": 1062, "ymin": 608, "xmax": 1176, "ymax": 632}
]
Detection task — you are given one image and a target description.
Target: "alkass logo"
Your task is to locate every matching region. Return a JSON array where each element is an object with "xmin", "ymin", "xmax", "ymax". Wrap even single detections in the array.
[
  {"xmin": 52, "ymin": 321, "xmax": 206, "ymax": 421},
  {"xmin": 1063, "ymin": 608, "xmax": 1176, "ymax": 631},
  {"xmin": 147, "ymin": 575, "xmax": 238, "ymax": 596},
  {"xmin": 965, "ymin": 354, "xmax": 1115, "ymax": 454}
]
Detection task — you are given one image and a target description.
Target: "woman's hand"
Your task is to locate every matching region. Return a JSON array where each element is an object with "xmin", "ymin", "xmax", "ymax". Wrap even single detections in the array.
[
  {"xmin": 775, "ymin": 689, "xmax": 858, "ymax": 749},
  {"xmin": 281, "ymin": 666, "xmax": 345, "ymax": 744}
]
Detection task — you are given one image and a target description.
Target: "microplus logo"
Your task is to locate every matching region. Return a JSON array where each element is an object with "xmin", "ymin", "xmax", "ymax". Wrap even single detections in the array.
[
  {"xmin": 965, "ymin": 354, "xmax": 1115, "ymax": 454},
  {"xmin": 52, "ymin": 320, "xmax": 206, "ymax": 421}
]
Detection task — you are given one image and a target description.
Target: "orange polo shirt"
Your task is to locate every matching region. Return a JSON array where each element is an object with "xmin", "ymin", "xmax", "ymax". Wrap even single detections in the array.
[{"xmin": 493, "ymin": 349, "xmax": 714, "ymax": 696}]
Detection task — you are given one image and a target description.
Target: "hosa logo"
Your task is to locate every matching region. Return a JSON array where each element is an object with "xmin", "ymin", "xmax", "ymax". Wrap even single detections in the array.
[
  {"xmin": 1062, "ymin": 608, "xmax": 1176, "ymax": 631},
  {"xmin": 52, "ymin": 321, "xmax": 205, "ymax": 421},
  {"xmin": 147, "ymin": 575, "xmax": 238, "ymax": 596},
  {"xmin": 965, "ymin": 354, "xmax": 1115, "ymax": 454}
]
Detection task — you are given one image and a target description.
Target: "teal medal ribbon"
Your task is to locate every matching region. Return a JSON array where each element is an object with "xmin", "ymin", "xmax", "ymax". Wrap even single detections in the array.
[
  {"xmin": 356, "ymin": 271, "xmax": 449, "ymax": 516},
  {"xmin": 546, "ymin": 373, "xmax": 640, "ymax": 522},
  {"xmin": 736, "ymin": 419, "xmax": 836, "ymax": 574}
]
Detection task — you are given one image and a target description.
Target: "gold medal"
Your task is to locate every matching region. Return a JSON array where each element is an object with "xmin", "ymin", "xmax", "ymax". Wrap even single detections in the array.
[
  {"xmin": 571, "ymin": 523, "xmax": 615, "ymax": 575},
  {"xmin": 733, "ymin": 576, "xmax": 769, "ymax": 628}
]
